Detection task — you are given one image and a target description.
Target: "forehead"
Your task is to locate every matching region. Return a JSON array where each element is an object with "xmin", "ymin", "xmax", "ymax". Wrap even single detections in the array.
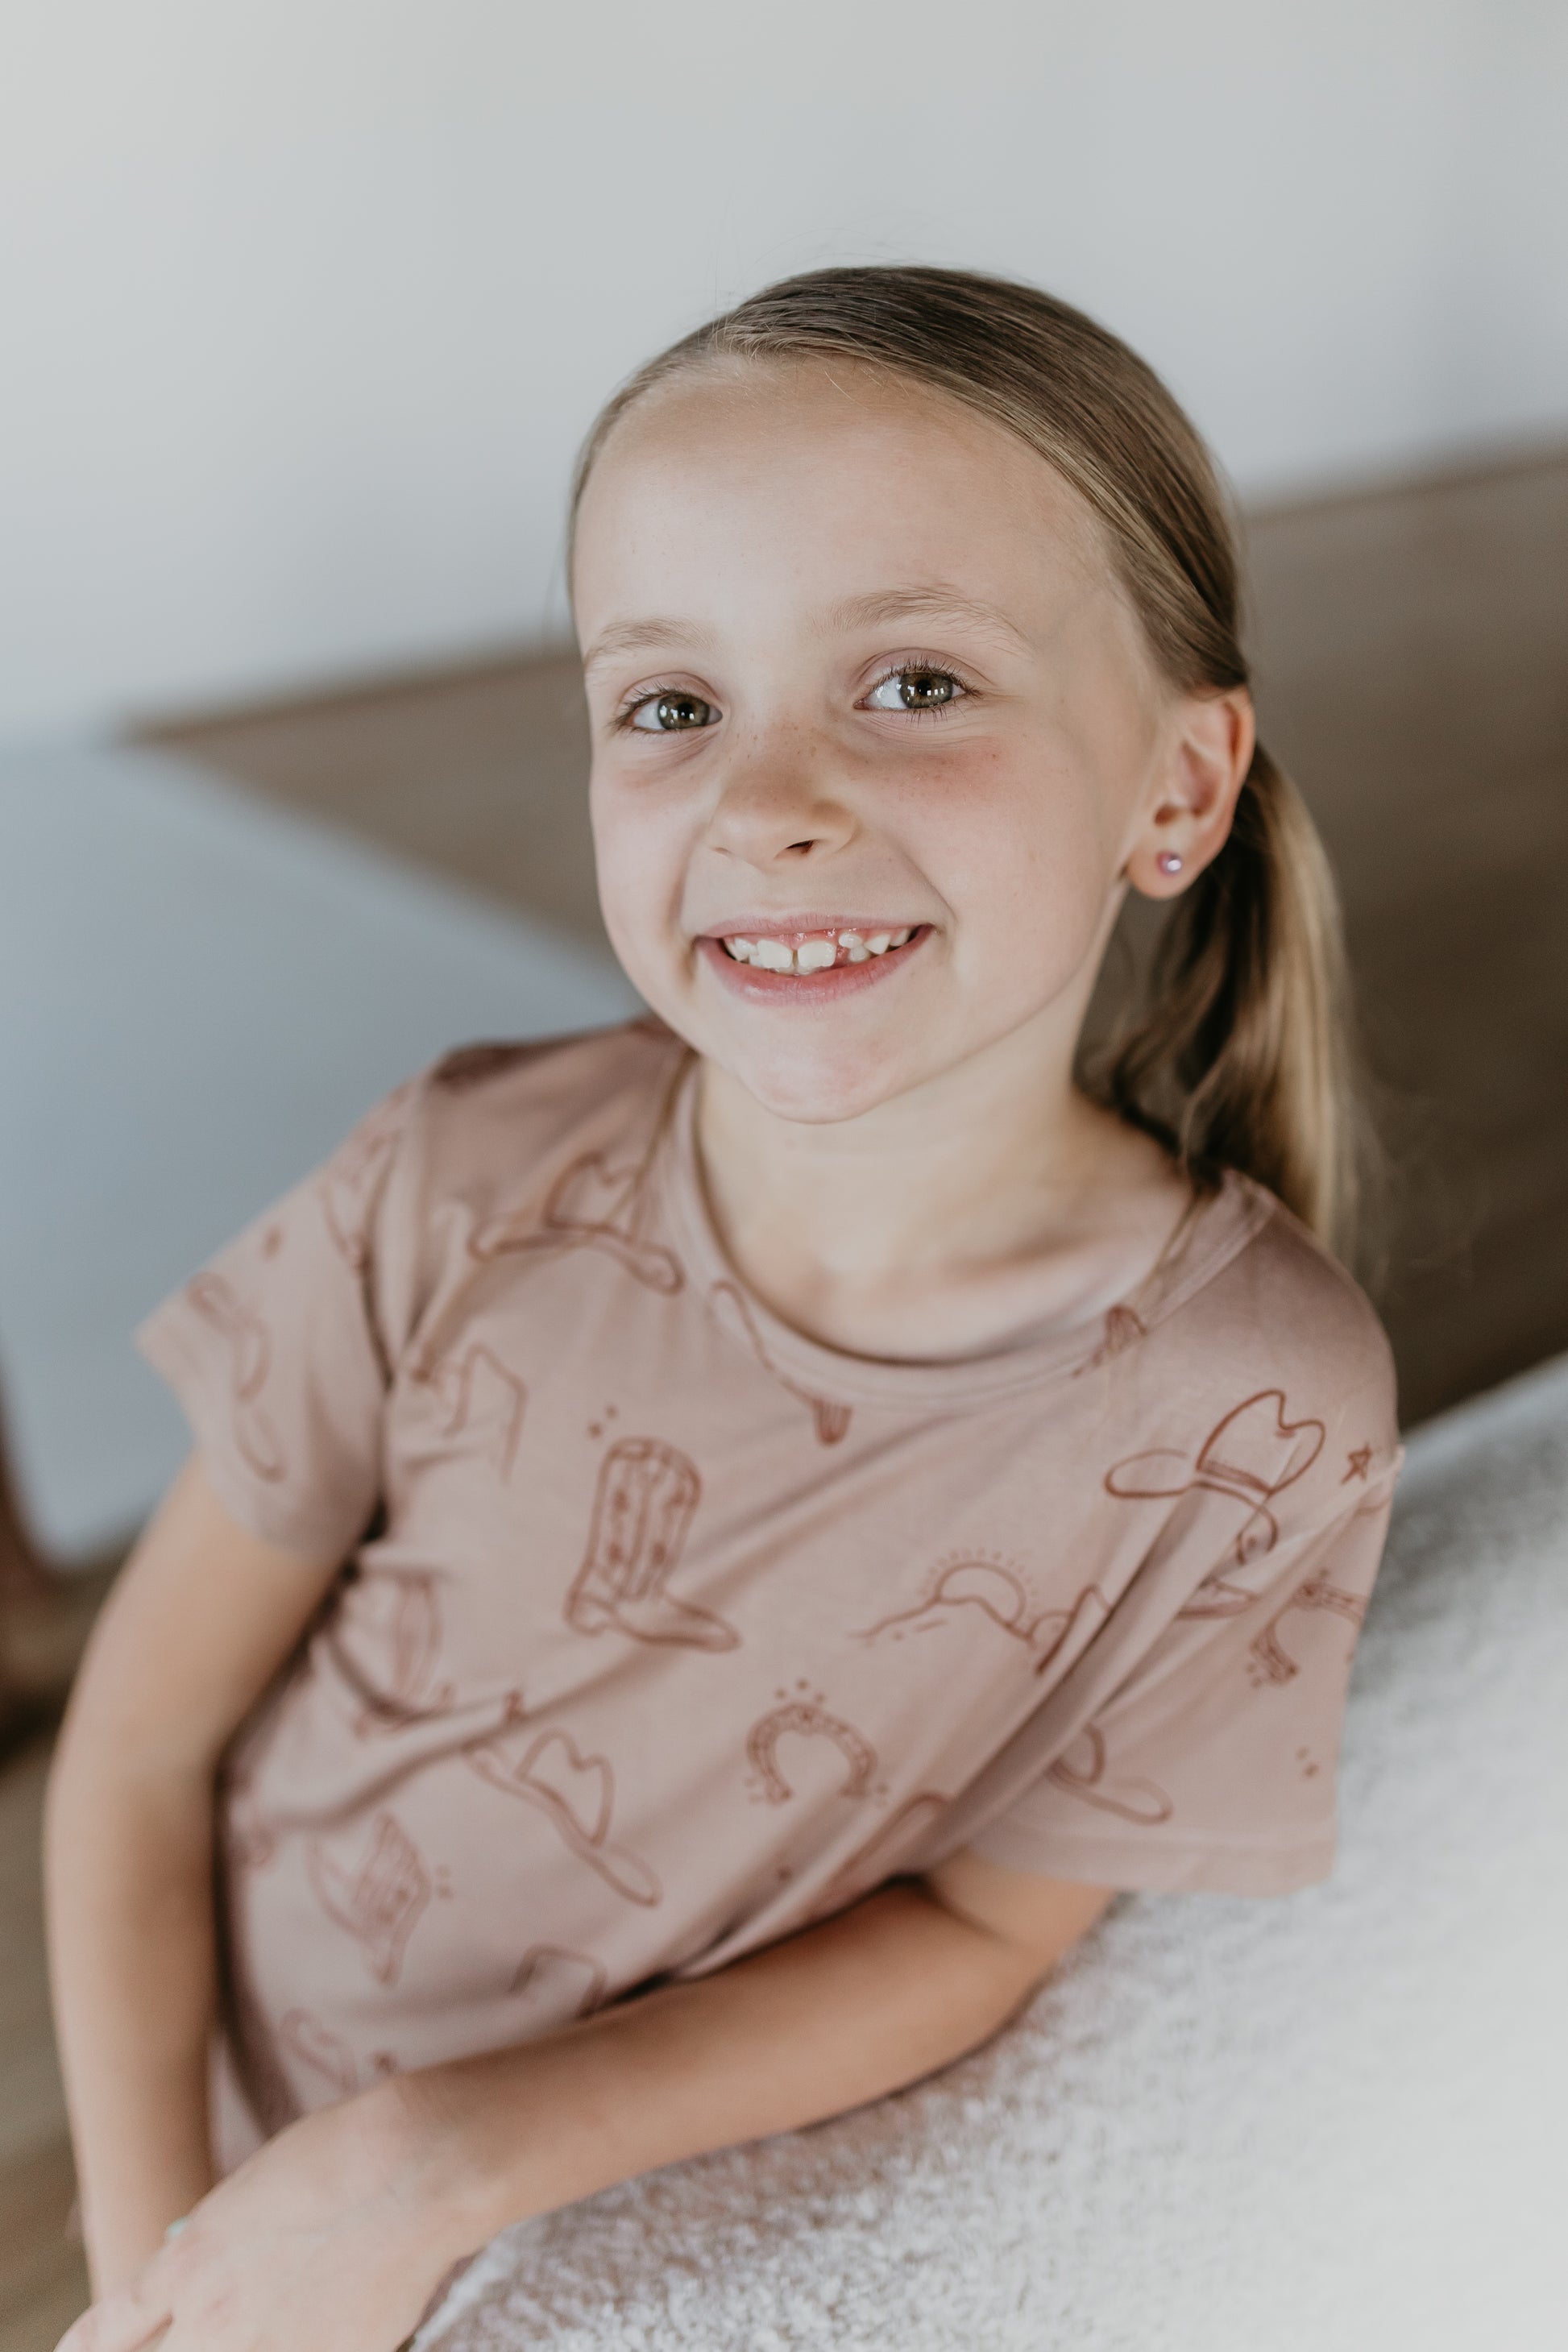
[{"xmin": 570, "ymin": 357, "xmax": 1110, "ymax": 629}]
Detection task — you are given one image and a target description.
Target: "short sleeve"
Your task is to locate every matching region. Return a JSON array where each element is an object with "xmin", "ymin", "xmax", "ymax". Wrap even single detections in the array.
[
  {"xmin": 135, "ymin": 1080, "xmax": 421, "ymax": 1560},
  {"xmin": 967, "ymin": 1471, "xmax": 1400, "ymax": 1896}
]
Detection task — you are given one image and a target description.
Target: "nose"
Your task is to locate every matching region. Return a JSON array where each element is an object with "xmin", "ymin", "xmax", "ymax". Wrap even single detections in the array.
[{"xmin": 703, "ymin": 726, "xmax": 857, "ymax": 869}]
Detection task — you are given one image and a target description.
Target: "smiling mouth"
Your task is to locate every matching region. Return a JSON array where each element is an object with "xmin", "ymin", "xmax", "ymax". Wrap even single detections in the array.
[{"xmin": 712, "ymin": 926, "xmax": 918, "ymax": 976}]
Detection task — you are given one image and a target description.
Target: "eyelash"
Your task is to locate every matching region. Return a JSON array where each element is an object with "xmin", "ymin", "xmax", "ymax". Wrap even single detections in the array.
[
  {"xmin": 863, "ymin": 657, "xmax": 973, "ymax": 721},
  {"xmin": 613, "ymin": 657, "xmax": 975, "ymax": 735},
  {"xmin": 612, "ymin": 679, "xmax": 701, "ymax": 733}
]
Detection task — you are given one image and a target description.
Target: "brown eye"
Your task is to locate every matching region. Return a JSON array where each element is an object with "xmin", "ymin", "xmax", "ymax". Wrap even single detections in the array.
[
  {"xmin": 866, "ymin": 667, "xmax": 960, "ymax": 712},
  {"xmin": 631, "ymin": 691, "xmax": 715, "ymax": 732}
]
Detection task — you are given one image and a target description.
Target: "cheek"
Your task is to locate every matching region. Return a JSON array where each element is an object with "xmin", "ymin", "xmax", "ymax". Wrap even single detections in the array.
[
  {"xmin": 590, "ymin": 780, "xmax": 676, "ymax": 929},
  {"xmin": 588, "ymin": 778, "xmax": 705, "ymax": 1013},
  {"xmin": 913, "ymin": 754, "xmax": 1114, "ymax": 985}
]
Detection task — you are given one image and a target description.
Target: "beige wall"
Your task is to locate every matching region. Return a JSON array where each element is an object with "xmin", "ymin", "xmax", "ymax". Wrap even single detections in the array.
[{"xmin": 3, "ymin": 0, "xmax": 1565, "ymax": 735}]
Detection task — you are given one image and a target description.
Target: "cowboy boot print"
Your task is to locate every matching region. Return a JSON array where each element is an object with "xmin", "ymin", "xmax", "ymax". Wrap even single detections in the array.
[{"xmin": 566, "ymin": 1438, "xmax": 738, "ymax": 1651}]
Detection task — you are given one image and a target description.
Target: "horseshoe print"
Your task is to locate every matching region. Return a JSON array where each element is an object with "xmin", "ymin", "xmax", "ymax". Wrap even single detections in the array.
[{"xmin": 745, "ymin": 1692, "xmax": 877, "ymax": 1806}]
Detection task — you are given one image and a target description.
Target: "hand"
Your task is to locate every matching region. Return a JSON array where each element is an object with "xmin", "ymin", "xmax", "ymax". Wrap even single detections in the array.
[{"xmin": 56, "ymin": 2080, "xmax": 482, "ymax": 2352}]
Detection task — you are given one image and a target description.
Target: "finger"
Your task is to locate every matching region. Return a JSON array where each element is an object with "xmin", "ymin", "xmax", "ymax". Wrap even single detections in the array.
[{"xmin": 55, "ymin": 2285, "xmax": 172, "ymax": 2352}]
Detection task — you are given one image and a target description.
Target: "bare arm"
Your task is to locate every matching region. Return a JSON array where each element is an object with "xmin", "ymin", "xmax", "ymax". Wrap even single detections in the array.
[
  {"xmin": 417, "ymin": 1848, "xmax": 1113, "ymax": 2244},
  {"xmin": 57, "ymin": 1844, "xmax": 1112, "ymax": 2350},
  {"xmin": 45, "ymin": 1458, "xmax": 343, "ymax": 2294}
]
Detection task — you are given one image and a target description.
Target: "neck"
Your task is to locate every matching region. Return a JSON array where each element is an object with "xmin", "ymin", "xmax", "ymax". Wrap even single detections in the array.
[{"xmin": 695, "ymin": 1004, "xmax": 1123, "ymax": 1313}]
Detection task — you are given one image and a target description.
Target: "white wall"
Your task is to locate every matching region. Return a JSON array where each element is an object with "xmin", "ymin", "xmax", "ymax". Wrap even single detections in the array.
[{"xmin": 2, "ymin": 0, "xmax": 1564, "ymax": 737}]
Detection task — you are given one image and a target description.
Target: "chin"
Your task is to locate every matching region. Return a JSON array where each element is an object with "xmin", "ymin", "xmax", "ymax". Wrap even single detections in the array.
[{"xmin": 716, "ymin": 1037, "xmax": 921, "ymax": 1126}]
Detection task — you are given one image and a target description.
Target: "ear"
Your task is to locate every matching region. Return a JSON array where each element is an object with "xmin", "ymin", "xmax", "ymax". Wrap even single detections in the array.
[{"xmin": 1125, "ymin": 687, "xmax": 1255, "ymax": 901}]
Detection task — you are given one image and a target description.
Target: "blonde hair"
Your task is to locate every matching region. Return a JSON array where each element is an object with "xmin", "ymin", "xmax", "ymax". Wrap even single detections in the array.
[{"xmin": 572, "ymin": 265, "xmax": 1363, "ymax": 1255}]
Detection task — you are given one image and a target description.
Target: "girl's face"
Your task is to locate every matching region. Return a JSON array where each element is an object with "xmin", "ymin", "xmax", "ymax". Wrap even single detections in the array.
[{"xmin": 574, "ymin": 360, "xmax": 1238, "ymax": 1126}]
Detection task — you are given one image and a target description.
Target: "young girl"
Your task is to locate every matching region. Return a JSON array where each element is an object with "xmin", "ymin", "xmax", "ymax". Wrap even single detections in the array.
[{"xmin": 48, "ymin": 266, "xmax": 1400, "ymax": 2352}]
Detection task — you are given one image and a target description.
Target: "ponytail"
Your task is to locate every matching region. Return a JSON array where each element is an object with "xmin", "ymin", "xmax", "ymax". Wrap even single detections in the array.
[
  {"xmin": 1099, "ymin": 748, "xmax": 1359, "ymax": 1254},
  {"xmin": 571, "ymin": 265, "xmax": 1370, "ymax": 1257}
]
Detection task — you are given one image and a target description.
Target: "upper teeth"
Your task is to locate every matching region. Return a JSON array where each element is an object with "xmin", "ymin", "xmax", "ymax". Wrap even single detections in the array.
[{"xmin": 721, "ymin": 927, "xmax": 913, "ymax": 972}]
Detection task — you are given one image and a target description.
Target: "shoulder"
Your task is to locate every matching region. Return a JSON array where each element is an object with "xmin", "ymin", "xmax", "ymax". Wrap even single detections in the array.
[
  {"xmin": 1105, "ymin": 1177, "xmax": 1401, "ymax": 1510},
  {"xmin": 1215, "ymin": 1184, "xmax": 1397, "ymax": 1432},
  {"xmin": 412, "ymin": 1016, "xmax": 688, "ymax": 1169},
  {"xmin": 322, "ymin": 1018, "xmax": 688, "ymax": 1336}
]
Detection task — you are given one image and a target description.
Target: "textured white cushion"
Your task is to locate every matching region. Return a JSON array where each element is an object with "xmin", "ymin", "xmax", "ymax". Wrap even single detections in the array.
[
  {"xmin": 0, "ymin": 745, "xmax": 633, "ymax": 1555},
  {"xmin": 421, "ymin": 1354, "xmax": 1568, "ymax": 2352}
]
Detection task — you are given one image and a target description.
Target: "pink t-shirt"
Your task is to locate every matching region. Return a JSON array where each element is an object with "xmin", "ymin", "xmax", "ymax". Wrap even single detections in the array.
[{"xmin": 138, "ymin": 1021, "xmax": 1400, "ymax": 2158}]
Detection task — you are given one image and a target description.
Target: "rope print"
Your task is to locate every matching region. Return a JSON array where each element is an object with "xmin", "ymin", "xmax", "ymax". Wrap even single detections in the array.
[
  {"xmin": 1045, "ymin": 1724, "xmax": 1174, "ymax": 1826},
  {"xmin": 185, "ymin": 1272, "xmax": 287, "ymax": 1483}
]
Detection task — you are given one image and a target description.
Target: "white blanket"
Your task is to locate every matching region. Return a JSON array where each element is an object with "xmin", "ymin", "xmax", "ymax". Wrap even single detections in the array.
[{"xmin": 422, "ymin": 1354, "xmax": 1568, "ymax": 2351}]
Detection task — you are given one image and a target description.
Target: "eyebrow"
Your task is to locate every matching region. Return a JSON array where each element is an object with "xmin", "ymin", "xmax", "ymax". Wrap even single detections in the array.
[
  {"xmin": 579, "ymin": 585, "xmax": 1031, "ymax": 678},
  {"xmin": 580, "ymin": 618, "xmax": 715, "ymax": 675},
  {"xmin": 825, "ymin": 587, "xmax": 1031, "ymax": 649}
]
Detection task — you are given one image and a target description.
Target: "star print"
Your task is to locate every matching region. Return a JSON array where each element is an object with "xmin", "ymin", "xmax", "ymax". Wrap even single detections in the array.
[{"xmin": 1342, "ymin": 1446, "xmax": 1373, "ymax": 1483}]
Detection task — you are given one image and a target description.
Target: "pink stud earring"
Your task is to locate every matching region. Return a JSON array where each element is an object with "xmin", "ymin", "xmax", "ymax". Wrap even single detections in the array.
[{"xmin": 1156, "ymin": 851, "xmax": 1184, "ymax": 876}]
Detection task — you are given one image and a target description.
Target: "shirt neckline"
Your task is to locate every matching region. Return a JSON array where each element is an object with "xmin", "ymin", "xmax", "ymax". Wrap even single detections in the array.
[{"xmin": 654, "ymin": 1051, "xmax": 1276, "ymax": 1414}]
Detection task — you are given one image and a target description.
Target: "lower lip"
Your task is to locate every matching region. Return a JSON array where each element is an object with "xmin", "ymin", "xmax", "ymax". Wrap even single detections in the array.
[{"xmin": 696, "ymin": 929, "xmax": 931, "ymax": 1003}]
